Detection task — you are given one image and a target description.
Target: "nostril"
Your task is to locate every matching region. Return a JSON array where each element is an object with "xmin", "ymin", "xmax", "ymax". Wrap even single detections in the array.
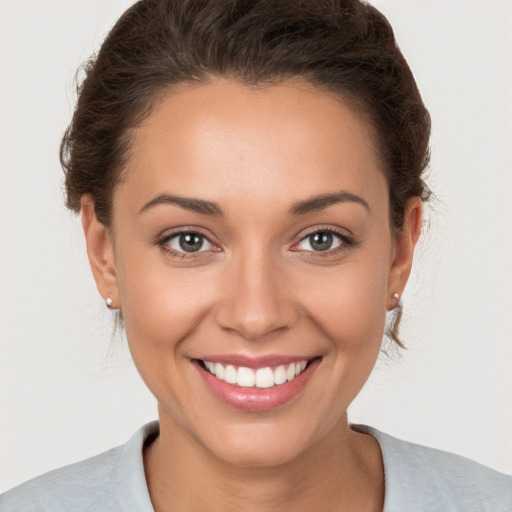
[
  {"xmin": 213, "ymin": 263, "xmax": 299, "ymax": 340},
  {"xmin": 215, "ymin": 306, "xmax": 297, "ymax": 341}
]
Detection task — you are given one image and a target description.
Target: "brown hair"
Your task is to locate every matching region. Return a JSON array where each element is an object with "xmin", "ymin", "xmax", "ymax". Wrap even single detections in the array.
[{"xmin": 61, "ymin": 0, "xmax": 431, "ymax": 346}]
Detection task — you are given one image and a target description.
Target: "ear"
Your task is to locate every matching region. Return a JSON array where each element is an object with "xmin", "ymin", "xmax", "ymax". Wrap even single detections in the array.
[
  {"xmin": 386, "ymin": 197, "xmax": 422, "ymax": 310},
  {"xmin": 81, "ymin": 195, "xmax": 120, "ymax": 309}
]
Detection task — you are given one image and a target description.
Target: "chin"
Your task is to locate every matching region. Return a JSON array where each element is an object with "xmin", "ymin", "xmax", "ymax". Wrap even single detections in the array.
[
  {"xmin": 193, "ymin": 412, "xmax": 336, "ymax": 469},
  {"xmin": 208, "ymin": 433, "xmax": 312, "ymax": 468}
]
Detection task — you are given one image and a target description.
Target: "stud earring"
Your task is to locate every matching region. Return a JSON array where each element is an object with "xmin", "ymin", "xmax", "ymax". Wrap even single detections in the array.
[
  {"xmin": 393, "ymin": 293, "xmax": 400, "ymax": 301},
  {"xmin": 105, "ymin": 297, "xmax": 113, "ymax": 308}
]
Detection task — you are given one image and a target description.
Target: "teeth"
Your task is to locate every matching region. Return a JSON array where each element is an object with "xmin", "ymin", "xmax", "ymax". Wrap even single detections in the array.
[
  {"xmin": 237, "ymin": 367, "xmax": 255, "ymax": 387},
  {"xmin": 202, "ymin": 360, "xmax": 309, "ymax": 388},
  {"xmin": 255, "ymin": 368, "xmax": 274, "ymax": 388},
  {"xmin": 274, "ymin": 365, "xmax": 287, "ymax": 385},
  {"xmin": 286, "ymin": 363, "xmax": 295, "ymax": 381},
  {"xmin": 224, "ymin": 364, "xmax": 237, "ymax": 384},
  {"xmin": 214, "ymin": 363, "xmax": 224, "ymax": 380}
]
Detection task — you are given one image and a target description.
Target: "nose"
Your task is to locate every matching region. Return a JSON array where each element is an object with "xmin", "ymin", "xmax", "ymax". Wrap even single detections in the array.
[{"xmin": 214, "ymin": 251, "xmax": 298, "ymax": 341}]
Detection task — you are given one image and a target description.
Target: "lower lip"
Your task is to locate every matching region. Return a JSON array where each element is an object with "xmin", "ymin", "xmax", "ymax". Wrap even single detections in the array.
[{"xmin": 193, "ymin": 358, "xmax": 320, "ymax": 412}]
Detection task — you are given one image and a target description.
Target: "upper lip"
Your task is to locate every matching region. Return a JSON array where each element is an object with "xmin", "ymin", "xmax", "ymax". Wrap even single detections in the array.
[{"xmin": 193, "ymin": 354, "xmax": 319, "ymax": 369}]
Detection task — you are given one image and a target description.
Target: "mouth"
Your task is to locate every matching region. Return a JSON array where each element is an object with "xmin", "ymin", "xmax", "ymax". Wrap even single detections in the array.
[
  {"xmin": 193, "ymin": 356, "xmax": 321, "ymax": 411},
  {"xmin": 199, "ymin": 359, "xmax": 310, "ymax": 389}
]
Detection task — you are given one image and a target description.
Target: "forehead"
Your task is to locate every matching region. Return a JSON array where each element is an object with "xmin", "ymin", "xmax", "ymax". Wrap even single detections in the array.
[{"xmin": 118, "ymin": 78, "xmax": 387, "ymax": 214}]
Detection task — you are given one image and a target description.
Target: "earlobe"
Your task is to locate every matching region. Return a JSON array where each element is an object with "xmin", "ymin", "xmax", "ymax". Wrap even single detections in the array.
[
  {"xmin": 80, "ymin": 195, "xmax": 120, "ymax": 309},
  {"xmin": 387, "ymin": 197, "xmax": 422, "ymax": 310}
]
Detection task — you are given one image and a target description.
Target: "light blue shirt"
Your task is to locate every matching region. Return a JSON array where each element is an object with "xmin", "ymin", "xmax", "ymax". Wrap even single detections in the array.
[{"xmin": 1, "ymin": 422, "xmax": 511, "ymax": 511}]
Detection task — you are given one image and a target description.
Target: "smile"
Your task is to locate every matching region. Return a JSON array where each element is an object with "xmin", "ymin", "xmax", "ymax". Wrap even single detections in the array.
[
  {"xmin": 194, "ymin": 356, "xmax": 321, "ymax": 411},
  {"xmin": 201, "ymin": 360, "xmax": 309, "ymax": 389}
]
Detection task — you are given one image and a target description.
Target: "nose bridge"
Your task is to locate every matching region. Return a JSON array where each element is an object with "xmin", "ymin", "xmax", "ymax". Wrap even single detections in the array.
[{"xmin": 215, "ymin": 244, "xmax": 296, "ymax": 340}]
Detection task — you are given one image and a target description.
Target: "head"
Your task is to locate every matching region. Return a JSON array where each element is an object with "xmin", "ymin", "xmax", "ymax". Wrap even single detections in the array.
[{"xmin": 63, "ymin": 0, "xmax": 430, "ymax": 466}]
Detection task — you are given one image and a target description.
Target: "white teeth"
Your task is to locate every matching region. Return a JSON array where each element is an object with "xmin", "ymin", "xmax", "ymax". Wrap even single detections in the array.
[
  {"xmin": 237, "ymin": 367, "xmax": 255, "ymax": 387},
  {"xmin": 255, "ymin": 368, "xmax": 274, "ymax": 388},
  {"xmin": 274, "ymin": 365, "xmax": 287, "ymax": 385},
  {"xmin": 202, "ymin": 360, "xmax": 309, "ymax": 388},
  {"xmin": 214, "ymin": 363, "xmax": 224, "ymax": 380},
  {"xmin": 286, "ymin": 363, "xmax": 296, "ymax": 381},
  {"xmin": 224, "ymin": 364, "xmax": 237, "ymax": 384}
]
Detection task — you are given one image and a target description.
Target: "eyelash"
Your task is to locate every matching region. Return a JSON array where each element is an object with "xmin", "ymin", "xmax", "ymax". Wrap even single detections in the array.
[
  {"xmin": 157, "ymin": 229, "xmax": 218, "ymax": 259},
  {"xmin": 291, "ymin": 227, "xmax": 355, "ymax": 256},
  {"xmin": 157, "ymin": 227, "xmax": 355, "ymax": 259}
]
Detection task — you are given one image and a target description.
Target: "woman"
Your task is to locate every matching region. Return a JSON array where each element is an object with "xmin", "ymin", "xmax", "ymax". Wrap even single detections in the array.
[{"xmin": 1, "ymin": 0, "xmax": 511, "ymax": 510}]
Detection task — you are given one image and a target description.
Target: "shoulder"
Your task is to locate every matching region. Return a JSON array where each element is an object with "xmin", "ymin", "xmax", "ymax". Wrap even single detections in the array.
[
  {"xmin": 0, "ymin": 422, "xmax": 158, "ymax": 512},
  {"xmin": 354, "ymin": 425, "xmax": 512, "ymax": 512},
  {"xmin": 0, "ymin": 448, "xmax": 119, "ymax": 512}
]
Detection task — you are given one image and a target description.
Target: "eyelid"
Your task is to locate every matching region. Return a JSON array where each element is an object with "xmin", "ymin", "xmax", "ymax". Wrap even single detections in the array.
[
  {"xmin": 157, "ymin": 227, "xmax": 221, "ymax": 256},
  {"xmin": 166, "ymin": 233, "xmax": 214, "ymax": 253},
  {"xmin": 290, "ymin": 226, "xmax": 354, "ymax": 252},
  {"xmin": 155, "ymin": 225, "xmax": 354, "ymax": 258}
]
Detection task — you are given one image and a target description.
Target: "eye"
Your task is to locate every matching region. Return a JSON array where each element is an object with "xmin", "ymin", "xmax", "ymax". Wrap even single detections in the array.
[
  {"xmin": 163, "ymin": 232, "xmax": 215, "ymax": 253},
  {"xmin": 296, "ymin": 230, "xmax": 345, "ymax": 252}
]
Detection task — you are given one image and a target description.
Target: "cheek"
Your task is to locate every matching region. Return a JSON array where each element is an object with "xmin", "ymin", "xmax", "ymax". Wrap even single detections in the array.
[
  {"xmin": 119, "ymin": 261, "xmax": 218, "ymax": 350},
  {"xmin": 116, "ymin": 238, "xmax": 391, "ymax": 354},
  {"xmin": 305, "ymin": 270, "xmax": 386, "ymax": 404},
  {"xmin": 297, "ymin": 255, "xmax": 390, "ymax": 350},
  {"xmin": 109, "ymin": 220, "xmax": 219, "ymax": 358},
  {"xmin": 114, "ymin": 254, "xmax": 222, "ymax": 423}
]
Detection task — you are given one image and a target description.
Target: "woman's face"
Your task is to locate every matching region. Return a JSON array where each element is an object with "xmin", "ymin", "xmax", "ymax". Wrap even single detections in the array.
[{"xmin": 84, "ymin": 79, "xmax": 420, "ymax": 466}]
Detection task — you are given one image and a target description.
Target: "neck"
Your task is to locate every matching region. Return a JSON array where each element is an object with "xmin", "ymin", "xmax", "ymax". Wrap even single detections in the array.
[{"xmin": 144, "ymin": 409, "xmax": 384, "ymax": 512}]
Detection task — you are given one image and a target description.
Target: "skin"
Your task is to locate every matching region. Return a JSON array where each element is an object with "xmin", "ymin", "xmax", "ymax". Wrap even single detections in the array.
[{"xmin": 81, "ymin": 79, "xmax": 422, "ymax": 511}]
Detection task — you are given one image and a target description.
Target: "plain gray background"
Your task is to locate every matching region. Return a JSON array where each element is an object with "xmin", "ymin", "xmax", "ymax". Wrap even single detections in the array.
[{"xmin": 1, "ymin": 0, "xmax": 511, "ymax": 492}]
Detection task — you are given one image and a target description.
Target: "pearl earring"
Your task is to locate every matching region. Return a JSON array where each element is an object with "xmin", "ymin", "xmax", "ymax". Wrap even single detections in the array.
[
  {"xmin": 105, "ymin": 297, "xmax": 113, "ymax": 308},
  {"xmin": 393, "ymin": 293, "xmax": 400, "ymax": 300}
]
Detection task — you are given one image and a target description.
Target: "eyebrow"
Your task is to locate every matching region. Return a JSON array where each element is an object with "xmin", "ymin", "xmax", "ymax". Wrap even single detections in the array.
[
  {"xmin": 138, "ymin": 193, "xmax": 223, "ymax": 216},
  {"xmin": 138, "ymin": 190, "xmax": 370, "ymax": 217},
  {"xmin": 289, "ymin": 191, "xmax": 370, "ymax": 215}
]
